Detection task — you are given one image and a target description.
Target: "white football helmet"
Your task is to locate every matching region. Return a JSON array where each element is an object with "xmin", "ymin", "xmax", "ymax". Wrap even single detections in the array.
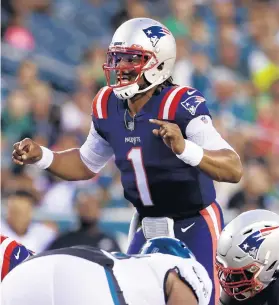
[
  {"xmin": 103, "ymin": 18, "xmax": 176, "ymax": 99},
  {"xmin": 216, "ymin": 209, "xmax": 279, "ymax": 301}
]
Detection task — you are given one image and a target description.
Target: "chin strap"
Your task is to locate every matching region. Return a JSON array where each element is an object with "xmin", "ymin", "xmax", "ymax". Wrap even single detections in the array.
[
  {"xmin": 113, "ymin": 74, "xmax": 166, "ymax": 100},
  {"xmin": 113, "ymin": 83, "xmax": 140, "ymax": 99}
]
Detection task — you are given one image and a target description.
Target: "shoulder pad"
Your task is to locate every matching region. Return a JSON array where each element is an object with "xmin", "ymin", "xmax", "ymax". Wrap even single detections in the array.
[
  {"xmin": 158, "ymin": 86, "xmax": 190, "ymax": 120},
  {"xmin": 177, "ymin": 88, "xmax": 210, "ymax": 120},
  {"xmin": 91, "ymin": 86, "xmax": 113, "ymax": 119},
  {"xmin": 1, "ymin": 235, "xmax": 33, "ymax": 280},
  {"xmin": 158, "ymin": 86, "xmax": 209, "ymax": 121}
]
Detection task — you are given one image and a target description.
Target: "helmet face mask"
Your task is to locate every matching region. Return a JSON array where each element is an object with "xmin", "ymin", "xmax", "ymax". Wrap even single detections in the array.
[
  {"xmin": 216, "ymin": 261, "xmax": 264, "ymax": 300},
  {"xmin": 103, "ymin": 47, "xmax": 158, "ymax": 89}
]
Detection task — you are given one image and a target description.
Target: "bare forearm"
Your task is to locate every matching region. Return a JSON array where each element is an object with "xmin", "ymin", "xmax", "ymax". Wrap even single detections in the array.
[
  {"xmin": 198, "ymin": 149, "xmax": 243, "ymax": 183},
  {"xmin": 48, "ymin": 148, "xmax": 96, "ymax": 181},
  {"xmin": 166, "ymin": 273, "xmax": 198, "ymax": 305},
  {"xmin": 167, "ymin": 293, "xmax": 198, "ymax": 305}
]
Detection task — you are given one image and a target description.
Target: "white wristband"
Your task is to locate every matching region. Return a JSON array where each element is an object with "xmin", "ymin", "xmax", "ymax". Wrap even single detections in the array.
[
  {"xmin": 33, "ymin": 146, "xmax": 54, "ymax": 169},
  {"xmin": 176, "ymin": 140, "xmax": 204, "ymax": 167}
]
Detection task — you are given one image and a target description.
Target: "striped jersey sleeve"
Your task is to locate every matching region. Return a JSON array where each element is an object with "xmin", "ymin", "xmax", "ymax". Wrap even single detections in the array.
[
  {"xmin": 158, "ymin": 86, "xmax": 210, "ymax": 131},
  {"xmin": 1, "ymin": 235, "xmax": 34, "ymax": 281}
]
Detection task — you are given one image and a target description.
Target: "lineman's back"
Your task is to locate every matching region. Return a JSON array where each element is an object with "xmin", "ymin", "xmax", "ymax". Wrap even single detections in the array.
[
  {"xmin": 2, "ymin": 245, "xmax": 211, "ymax": 305},
  {"xmin": 110, "ymin": 252, "xmax": 212, "ymax": 305}
]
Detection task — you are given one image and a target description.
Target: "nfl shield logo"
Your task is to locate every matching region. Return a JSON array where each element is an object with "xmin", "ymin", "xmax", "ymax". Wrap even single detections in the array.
[{"xmin": 127, "ymin": 121, "xmax": 134, "ymax": 131}]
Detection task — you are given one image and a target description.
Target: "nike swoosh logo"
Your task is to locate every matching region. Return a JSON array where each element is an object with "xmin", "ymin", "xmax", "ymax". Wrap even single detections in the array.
[
  {"xmin": 187, "ymin": 89, "xmax": 196, "ymax": 95},
  {"xmin": 181, "ymin": 223, "xmax": 195, "ymax": 233},
  {"xmin": 14, "ymin": 248, "xmax": 21, "ymax": 260}
]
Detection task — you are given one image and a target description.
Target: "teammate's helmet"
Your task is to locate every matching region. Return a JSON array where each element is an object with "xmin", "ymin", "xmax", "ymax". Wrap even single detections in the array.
[
  {"xmin": 103, "ymin": 18, "xmax": 176, "ymax": 99},
  {"xmin": 139, "ymin": 237, "xmax": 195, "ymax": 259},
  {"xmin": 216, "ymin": 210, "xmax": 279, "ymax": 301}
]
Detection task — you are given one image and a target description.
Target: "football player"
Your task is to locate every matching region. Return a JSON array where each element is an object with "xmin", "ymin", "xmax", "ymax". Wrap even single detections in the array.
[
  {"xmin": 12, "ymin": 18, "xmax": 243, "ymax": 305},
  {"xmin": 0, "ymin": 235, "xmax": 33, "ymax": 281},
  {"xmin": 2, "ymin": 237, "xmax": 212, "ymax": 305},
  {"xmin": 216, "ymin": 209, "xmax": 279, "ymax": 305}
]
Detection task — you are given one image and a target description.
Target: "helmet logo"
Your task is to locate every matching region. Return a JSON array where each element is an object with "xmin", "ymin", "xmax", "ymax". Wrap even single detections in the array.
[
  {"xmin": 238, "ymin": 227, "xmax": 279, "ymax": 259},
  {"xmin": 143, "ymin": 26, "xmax": 170, "ymax": 47}
]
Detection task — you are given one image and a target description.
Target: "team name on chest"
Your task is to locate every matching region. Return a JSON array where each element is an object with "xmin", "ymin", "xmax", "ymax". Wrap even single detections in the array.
[{"xmin": 125, "ymin": 137, "xmax": 141, "ymax": 145}]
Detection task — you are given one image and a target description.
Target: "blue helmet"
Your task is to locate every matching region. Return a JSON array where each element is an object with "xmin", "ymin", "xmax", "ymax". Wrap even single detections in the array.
[{"xmin": 139, "ymin": 237, "xmax": 195, "ymax": 259}]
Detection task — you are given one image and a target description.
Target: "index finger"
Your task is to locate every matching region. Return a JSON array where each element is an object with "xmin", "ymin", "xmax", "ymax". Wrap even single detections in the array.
[
  {"xmin": 18, "ymin": 139, "xmax": 31, "ymax": 151},
  {"xmin": 13, "ymin": 142, "xmax": 20, "ymax": 150},
  {"xmin": 149, "ymin": 119, "xmax": 167, "ymax": 126},
  {"xmin": 13, "ymin": 142, "xmax": 24, "ymax": 155}
]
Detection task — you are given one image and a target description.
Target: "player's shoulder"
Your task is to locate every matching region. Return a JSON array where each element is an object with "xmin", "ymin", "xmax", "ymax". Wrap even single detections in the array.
[
  {"xmin": 146, "ymin": 253, "xmax": 212, "ymax": 304},
  {"xmin": 1, "ymin": 235, "xmax": 33, "ymax": 280},
  {"xmin": 145, "ymin": 252, "xmax": 194, "ymax": 269},
  {"xmin": 91, "ymin": 86, "xmax": 114, "ymax": 119},
  {"xmin": 157, "ymin": 85, "xmax": 209, "ymax": 122}
]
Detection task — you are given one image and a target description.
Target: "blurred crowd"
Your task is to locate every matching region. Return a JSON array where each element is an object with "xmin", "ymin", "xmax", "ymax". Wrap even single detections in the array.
[{"xmin": 1, "ymin": 0, "xmax": 279, "ymax": 252}]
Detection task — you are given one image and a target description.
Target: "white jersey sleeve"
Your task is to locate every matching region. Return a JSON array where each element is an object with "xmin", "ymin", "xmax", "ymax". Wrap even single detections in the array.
[
  {"xmin": 146, "ymin": 254, "xmax": 212, "ymax": 305},
  {"xmin": 80, "ymin": 122, "xmax": 114, "ymax": 173},
  {"xmin": 186, "ymin": 115, "xmax": 237, "ymax": 153},
  {"xmin": 176, "ymin": 257, "xmax": 212, "ymax": 305}
]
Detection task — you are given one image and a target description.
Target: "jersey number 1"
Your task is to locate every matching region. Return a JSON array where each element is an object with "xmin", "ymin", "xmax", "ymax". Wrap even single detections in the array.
[{"xmin": 127, "ymin": 148, "xmax": 154, "ymax": 206}]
